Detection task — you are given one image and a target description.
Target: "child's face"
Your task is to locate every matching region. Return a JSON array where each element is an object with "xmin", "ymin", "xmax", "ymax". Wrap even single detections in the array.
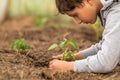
[{"xmin": 65, "ymin": 0, "xmax": 98, "ymax": 24}]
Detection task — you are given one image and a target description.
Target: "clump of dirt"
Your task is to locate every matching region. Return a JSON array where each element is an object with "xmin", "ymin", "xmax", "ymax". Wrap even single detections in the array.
[{"xmin": 0, "ymin": 16, "xmax": 119, "ymax": 80}]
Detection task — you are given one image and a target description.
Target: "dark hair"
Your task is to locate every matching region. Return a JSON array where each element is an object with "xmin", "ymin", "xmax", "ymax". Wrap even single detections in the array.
[{"xmin": 55, "ymin": 0, "xmax": 83, "ymax": 14}]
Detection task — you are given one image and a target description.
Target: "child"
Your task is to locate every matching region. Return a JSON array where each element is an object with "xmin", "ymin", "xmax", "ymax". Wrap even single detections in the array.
[{"xmin": 49, "ymin": 0, "xmax": 120, "ymax": 73}]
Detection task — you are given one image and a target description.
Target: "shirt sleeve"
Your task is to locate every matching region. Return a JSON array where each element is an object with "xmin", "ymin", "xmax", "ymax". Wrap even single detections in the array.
[
  {"xmin": 74, "ymin": 8, "xmax": 120, "ymax": 73},
  {"xmin": 80, "ymin": 40, "xmax": 103, "ymax": 58}
]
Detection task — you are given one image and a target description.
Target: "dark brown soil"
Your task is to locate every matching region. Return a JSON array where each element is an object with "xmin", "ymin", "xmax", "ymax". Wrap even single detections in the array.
[{"xmin": 0, "ymin": 16, "xmax": 119, "ymax": 80}]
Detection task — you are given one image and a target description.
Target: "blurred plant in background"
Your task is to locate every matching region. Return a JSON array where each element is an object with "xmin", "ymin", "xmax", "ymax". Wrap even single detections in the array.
[
  {"xmin": 11, "ymin": 38, "xmax": 31, "ymax": 50},
  {"xmin": 7, "ymin": 0, "xmax": 73, "ymax": 28},
  {"xmin": 0, "ymin": 0, "xmax": 103, "ymax": 36},
  {"xmin": 8, "ymin": 0, "xmax": 71, "ymax": 20},
  {"xmin": 51, "ymin": 21, "xmax": 70, "ymax": 28},
  {"xmin": 91, "ymin": 18, "xmax": 103, "ymax": 41},
  {"xmin": 33, "ymin": 16, "xmax": 48, "ymax": 28}
]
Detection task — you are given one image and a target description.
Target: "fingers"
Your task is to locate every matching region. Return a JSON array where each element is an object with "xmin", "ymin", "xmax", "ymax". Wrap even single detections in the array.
[
  {"xmin": 49, "ymin": 59, "xmax": 58, "ymax": 69},
  {"xmin": 49, "ymin": 64, "xmax": 53, "ymax": 69},
  {"xmin": 52, "ymin": 55, "xmax": 75, "ymax": 61},
  {"xmin": 49, "ymin": 60, "xmax": 54, "ymax": 65},
  {"xmin": 50, "ymin": 59, "xmax": 58, "ymax": 64},
  {"xmin": 49, "ymin": 61, "xmax": 53, "ymax": 69},
  {"xmin": 52, "ymin": 55, "xmax": 62, "ymax": 59}
]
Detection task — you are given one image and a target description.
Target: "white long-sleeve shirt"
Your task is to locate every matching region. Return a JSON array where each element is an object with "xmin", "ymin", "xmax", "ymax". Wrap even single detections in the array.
[{"xmin": 74, "ymin": 0, "xmax": 120, "ymax": 73}]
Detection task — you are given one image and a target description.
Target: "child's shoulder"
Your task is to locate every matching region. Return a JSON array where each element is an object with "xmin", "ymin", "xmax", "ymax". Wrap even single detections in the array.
[{"xmin": 101, "ymin": 0, "xmax": 120, "ymax": 10}]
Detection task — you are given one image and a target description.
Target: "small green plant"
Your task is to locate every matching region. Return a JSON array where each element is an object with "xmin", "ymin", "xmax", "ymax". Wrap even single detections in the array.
[
  {"xmin": 11, "ymin": 38, "xmax": 30, "ymax": 50},
  {"xmin": 33, "ymin": 16, "xmax": 48, "ymax": 28},
  {"xmin": 48, "ymin": 38, "xmax": 79, "ymax": 60}
]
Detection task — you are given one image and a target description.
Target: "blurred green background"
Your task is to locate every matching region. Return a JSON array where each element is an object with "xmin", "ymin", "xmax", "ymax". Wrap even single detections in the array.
[
  {"xmin": 0, "ymin": 0, "xmax": 102, "ymax": 41},
  {"xmin": 9, "ymin": 0, "xmax": 57, "ymax": 17}
]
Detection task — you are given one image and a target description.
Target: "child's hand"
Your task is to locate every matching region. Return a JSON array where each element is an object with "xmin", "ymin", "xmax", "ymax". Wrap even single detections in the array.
[
  {"xmin": 52, "ymin": 55, "xmax": 62, "ymax": 60},
  {"xmin": 52, "ymin": 52, "xmax": 83, "ymax": 61},
  {"xmin": 49, "ymin": 59, "xmax": 74, "ymax": 71},
  {"xmin": 74, "ymin": 52, "xmax": 84, "ymax": 60},
  {"xmin": 52, "ymin": 54, "xmax": 75, "ymax": 61}
]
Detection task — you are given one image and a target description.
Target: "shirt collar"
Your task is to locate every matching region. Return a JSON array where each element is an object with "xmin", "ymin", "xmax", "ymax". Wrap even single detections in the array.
[{"xmin": 100, "ymin": 0, "xmax": 114, "ymax": 10}]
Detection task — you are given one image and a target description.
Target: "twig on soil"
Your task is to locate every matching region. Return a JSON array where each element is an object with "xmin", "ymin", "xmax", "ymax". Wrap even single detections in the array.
[{"xmin": 63, "ymin": 32, "xmax": 71, "ymax": 38}]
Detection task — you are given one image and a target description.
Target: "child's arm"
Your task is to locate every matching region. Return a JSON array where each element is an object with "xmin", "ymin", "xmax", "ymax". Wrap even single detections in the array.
[
  {"xmin": 80, "ymin": 40, "xmax": 103, "ymax": 58},
  {"xmin": 52, "ymin": 40, "xmax": 103, "ymax": 61},
  {"xmin": 74, "ymin": 8, "xmax": 120, "ymax": 73}
]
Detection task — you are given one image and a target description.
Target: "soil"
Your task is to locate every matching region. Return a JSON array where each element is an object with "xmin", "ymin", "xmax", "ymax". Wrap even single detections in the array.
[{"xmin": 0, "ymin": 16, "xmax": 120, "ymax": 80}]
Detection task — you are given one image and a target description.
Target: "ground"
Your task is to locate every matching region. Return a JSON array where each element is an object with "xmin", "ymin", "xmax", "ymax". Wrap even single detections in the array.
[{"xmin": 0, "ymin": 16, "xmax": 120, "ymax": 80}]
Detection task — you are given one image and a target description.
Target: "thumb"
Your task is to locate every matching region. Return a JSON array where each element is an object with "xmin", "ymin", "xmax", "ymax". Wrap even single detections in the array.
[{"xmin": 52, "ymin": 55, "xmax": 62, "ymax": 59}]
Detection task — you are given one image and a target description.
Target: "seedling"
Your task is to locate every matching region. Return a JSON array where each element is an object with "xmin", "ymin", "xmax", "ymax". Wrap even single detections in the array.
[
  {"xmin": 48, "ymin": 38, "xmax": 79, "ymax": 61},
  {"xmin": 33, "ymin": 16, "xmax": 48, "ymax": 28},
  {"xmin": 11, "ymin": 38, "xmax": 30, "ymax": 50}
]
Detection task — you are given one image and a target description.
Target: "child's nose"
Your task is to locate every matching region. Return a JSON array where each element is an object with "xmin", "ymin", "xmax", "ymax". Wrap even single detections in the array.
[{"xmin": 77, "ymin": 20, "xmax": 82, "ymax": 24}]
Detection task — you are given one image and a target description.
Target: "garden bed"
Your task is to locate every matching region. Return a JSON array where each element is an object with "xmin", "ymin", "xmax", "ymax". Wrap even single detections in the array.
[{"xmin": 0, "ymin": 16, "xmax": 119, "ymax": 80}]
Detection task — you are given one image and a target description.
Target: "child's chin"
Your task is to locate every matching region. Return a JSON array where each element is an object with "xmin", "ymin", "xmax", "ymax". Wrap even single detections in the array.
[{"xmin": 91, "ymin": 20, "xmax": 96, "ymax": 24}]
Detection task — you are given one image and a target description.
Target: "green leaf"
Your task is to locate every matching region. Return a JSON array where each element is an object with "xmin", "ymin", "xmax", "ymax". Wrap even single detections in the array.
[
  {"xmin": 58, "ymin": 38, "xmax": 79, "ymax": 50},
  {"xmin": 48, "ymin": 43, "xmax": 58, "ymax": 50},
  {"xmin": 59, "ymin": 41, "xmax": 65, "ymax": 48},
  {"xmin": 68, "ymin": 40, "xmax": 79, "ymax": 49},
  {"xmin": 58, "ymin": 38, "xmax": 68, "ymax": 49},
  {"xmin": 62, "ymin": 51, "xmax": 75, "ymax": 60},
  {"xmin": 66, "ymin": 51, "xmax": 75, "ymax": 59}
]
